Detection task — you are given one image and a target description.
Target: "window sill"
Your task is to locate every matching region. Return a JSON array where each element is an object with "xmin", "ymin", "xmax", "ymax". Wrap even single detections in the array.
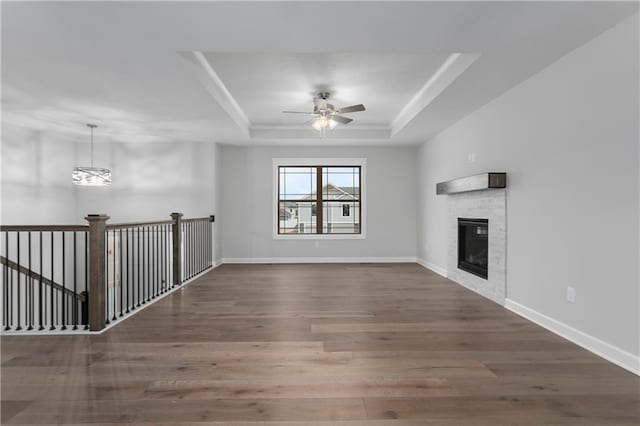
[{"xmin": 273, "ymin": 233, "xmax": 366, "ymax": 240}]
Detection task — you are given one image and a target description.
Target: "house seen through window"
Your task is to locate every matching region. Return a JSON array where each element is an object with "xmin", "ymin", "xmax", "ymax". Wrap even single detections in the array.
[{"xmin": 278, "ymin": 166, "xmax": 361, "ymax": 234}]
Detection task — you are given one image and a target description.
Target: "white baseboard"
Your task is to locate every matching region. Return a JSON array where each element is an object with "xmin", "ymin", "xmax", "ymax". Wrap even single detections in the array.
[
  {"xmin": 221, "ymin": 257, "xmax": 417, "ymax": 264},
  {"xmin": 416, "ymin": 258, "xmax": 448, "ymax": 277},
  {"xmin": 505, "ymin": 298, "xmax": 639, "ymax": 376}
]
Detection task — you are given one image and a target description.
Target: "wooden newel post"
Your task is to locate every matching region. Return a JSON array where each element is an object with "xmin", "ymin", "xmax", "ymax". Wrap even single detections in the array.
[
  {"xmin": 171, "ymin": 213, "xmax": 183, "ymax": 287},
  {"xmin": 85, "ymin": 214, "xmax": 109, "ymax": 331}
]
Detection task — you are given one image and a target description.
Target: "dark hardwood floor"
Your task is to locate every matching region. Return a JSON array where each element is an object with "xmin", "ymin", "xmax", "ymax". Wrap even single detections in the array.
[{"xmin": 2, "ymin": 263, "xmax": 639, "ymax": 424}]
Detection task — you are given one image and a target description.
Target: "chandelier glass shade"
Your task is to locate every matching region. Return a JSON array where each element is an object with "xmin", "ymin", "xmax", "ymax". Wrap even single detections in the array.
[
  {"xmin": 72, "ymin": 167, "xmax": 112, "ymax": 186},
  {"xmin": 73, "ymin": 124, "xmax": 111, "ymax": 186}
]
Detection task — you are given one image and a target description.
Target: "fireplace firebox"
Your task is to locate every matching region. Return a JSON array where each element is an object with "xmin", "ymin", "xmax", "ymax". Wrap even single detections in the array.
[{"xmin": 458, "ymin": 218, "xmax": 488, "ymax": 279}]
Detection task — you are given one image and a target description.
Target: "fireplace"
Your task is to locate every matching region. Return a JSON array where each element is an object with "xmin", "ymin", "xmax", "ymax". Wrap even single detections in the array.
[{"xmin": 458, "ymin": 218, "xmax": 488, "ymax": 279}]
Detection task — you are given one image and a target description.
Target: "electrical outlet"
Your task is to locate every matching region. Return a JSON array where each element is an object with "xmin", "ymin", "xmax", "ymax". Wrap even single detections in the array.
[
  {"xmin": 566, "ymin": 287, "xmax": 576, "ymax": 303},
  {"xmin": 314, "ymin": 240, "xmax": 320, "ymax": 248},
  {"xmin": 468, "ymin": 152, "xmax": 476, "ymax": 163}
]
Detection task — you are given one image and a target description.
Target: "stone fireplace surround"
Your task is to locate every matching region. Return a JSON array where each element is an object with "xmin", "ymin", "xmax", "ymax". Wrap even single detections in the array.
[
  {"xmin": 435, "ymin": 173, "xmax": 506, "ymax": 304},
  {"xmin": 446, "ymin": 188, "xmax": 506, "ymax": 305}
]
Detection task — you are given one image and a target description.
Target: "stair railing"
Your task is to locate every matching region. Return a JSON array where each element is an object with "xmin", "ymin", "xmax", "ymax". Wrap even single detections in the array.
[{"xmin": 1, "ymin": 213, "xmax": 214, "ymax": 333}]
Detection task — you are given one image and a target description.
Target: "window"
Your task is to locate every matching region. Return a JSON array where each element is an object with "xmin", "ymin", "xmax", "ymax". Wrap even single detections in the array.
[{"xmin": 277, "ymin": 165, "xmax": 361, "ymax": 235}]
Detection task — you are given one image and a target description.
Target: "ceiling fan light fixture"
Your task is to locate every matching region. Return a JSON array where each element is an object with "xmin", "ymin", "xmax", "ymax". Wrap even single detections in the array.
[
  {"xmin": 72, "ymin": 124, "xmax": 111, "ymax": 186},
  {"xmin": 311, "ymin": 116, "xmax": 327, "ymax": 131},
  {"xmin": 283, "ymin": 92, "xmax": 365, "ymax": 136}
]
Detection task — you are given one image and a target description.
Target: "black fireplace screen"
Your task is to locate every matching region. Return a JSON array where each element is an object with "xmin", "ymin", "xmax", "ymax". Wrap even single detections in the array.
[{"xmin": 458, "ymin": 218, "xmax": 488, "ymax": 279}]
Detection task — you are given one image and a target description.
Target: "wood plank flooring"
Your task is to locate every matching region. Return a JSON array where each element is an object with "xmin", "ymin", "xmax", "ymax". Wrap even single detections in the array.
[{"xmin": 2, "ymin": 263, "xmax": 639, "ymax": 424}]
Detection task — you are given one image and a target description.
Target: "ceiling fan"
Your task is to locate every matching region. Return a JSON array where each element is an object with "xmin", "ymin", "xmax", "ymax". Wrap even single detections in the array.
[{"xmin": 282, "ymin": 92, "xmax": 365, "ymax": 133}]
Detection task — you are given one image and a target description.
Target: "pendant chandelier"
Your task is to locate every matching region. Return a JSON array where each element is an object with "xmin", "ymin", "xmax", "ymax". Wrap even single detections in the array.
[{"xmin": 72, "ymin": 124, "xmax": 111, "ymax": 186}]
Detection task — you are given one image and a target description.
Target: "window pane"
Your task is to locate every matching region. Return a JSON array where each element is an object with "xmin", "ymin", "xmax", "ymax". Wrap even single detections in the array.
[
  {"xmin": 279, "ymin": 201, "xmax": 317, "ymax": 234},
  {"xmin": 322, "ymin": 167, "xmax": 360, "ymax": 200},
  {"xmin": 279, "ymin": 167, "xmax": 317, "ymax": 200},
  {"xmin": 323, "ymin": 201, "xmax": 360, "ymax": 234}
]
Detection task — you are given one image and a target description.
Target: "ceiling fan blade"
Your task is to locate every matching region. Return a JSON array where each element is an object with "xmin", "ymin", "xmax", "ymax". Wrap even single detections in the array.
[
  {"xmin": 331, "ymin": 115, "xmax": 353, "ymax": 125},
  {"xmin": 337, "ymin": 104, "xmax": 365, "ymax": 114},
  {"xmin": 282, "ymin": 111, "xmax": 315, "ymax": 114}
]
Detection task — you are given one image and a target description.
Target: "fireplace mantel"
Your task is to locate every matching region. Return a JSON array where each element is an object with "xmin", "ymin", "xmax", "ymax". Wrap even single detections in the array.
[{"xmin": 436, "ymin": 173, "xmax": 506, "ymax": 195}]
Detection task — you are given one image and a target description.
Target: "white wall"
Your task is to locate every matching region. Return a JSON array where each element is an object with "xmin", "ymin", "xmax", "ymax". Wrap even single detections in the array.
[
  {"xmin": 74, "ymin": 141, "xmax": 216, "ymax": 222},
  {"xmin": 417, "ymin": 15, "xmax": 639, "ymax": 359},
  {"xmin": 1, "ymin": 130, "xmax": 222, "ymax": 262},
  {"xmin": 1, "ymin": 124, "xmax": 78, "ymax": 224},
  {"xmin": 221, "ymin": 145, "xmax": 417, "ymax": 261},
  {"xmin": 75, "ymin": 141, "xmax": 222, "ymax": 262}
]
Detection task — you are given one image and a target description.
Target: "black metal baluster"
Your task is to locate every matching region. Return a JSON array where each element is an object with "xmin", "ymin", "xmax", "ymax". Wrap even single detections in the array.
[
  {"xmin": 151, "ymin": 226, "xmax": 155, "ymax": 299},
  {"xmin": 73, "ymin": 233, "xmax": 78, "ymax": 330},
  {"xmin": 39, "ymin": 232, "xmax": 44, "ymax": 330},
  {"xmin": 203, "ymin": 220, "xmax": 206, "ymax": 270},
  {"xmin": 186, "ymin": 222, "xmax": 190, "ymax": 279},
  {"xmin": 83, "ymin": 232, "xmax": 88, "ymax": 329},
  {"xmin": 189, "ymin": 222, "xmax": 192, "ymax": 279},
  {"xmin": 2, "ymin": 233, "xmax": 6, "ymax": 330},
  {"xmin": 192, "ymin": 221, "xmax": 195, "ymax": 277},
  {"xmin": 162, "ymin": 224, "xmax": 167, "ymax": 292},
  {"xmin": 154, "ymin": 225, "xmax": 162, "ymax": 296},
  {"xmin": 126, "ymin": 228, "xmax": 130, "ymax": 313},
  {"xmin": 105, "ymin": 231, "xmax": 110, "ymax": 325},
  {"xmin": 147, "ymin": 226, "xmax": 151, "ymax": 301},
  {"xmin": 163, "ymin": 224, "xmax": 167, "ymax": 292},
  {"xmin": 186, "ymin": 222, "xmax": 190, "ymax": 281},
  {"xmin": 119, "ymin": 229, "xmax": 123, "ymax": 317},
  {"xmin": 142, "ymin": 226, "xmax": 149, "ymax": 303},
  {"xmin": 152, "ymin": 225, "xmax": 156, "ymax": 298},
  {"xmin": 3, "ymin": 233, "xmax": 8, "ymax": 330},
  {"xmin": 202, "ymin": 220, "xmax": 205, "ymax": 272},
  {"xmin": 202, "ymin": 220, "xmax": 206, "ymax": 270},
  {"xmin": 203, "ymin": 220, "xmax": 206, "ymax": 271},
  {"xmin": 50, "ymin": 232, "xmax": 54, "ymax": 330},
  {"xmin": 150, "ymin": 225, "xmax": 154, "ymax": 299},
  {"xmin": 196, "ymin": 220, "xmax": 200, "ymax": 275},
  {"xmin": 8, "ymin": 233, "xmax": 13, "ymax": 330},
  {"xmin": 27, "ymin": 232, "xmax": 33, "ymax": 330},
  {"xmin": 61, "ymin": 232, "xmax": 66, "ymax": 330},
  {"xmin": 183, "ymin": 223, "xmax": 187, "ymax": 281},
  {"xmin": 16, "ymin": 232, "xmax": 22, "ymax": 331},
  {"xmin": 195, "ymin": 221, "xmax": 199, "ymax": 275},
  {"xmin": 136, "ymin": 228, "xmax": 140, "ymax": 307},
  {"xmin": 158, "ymin": 225, "xmax": 161, "ymax": 295},
  {"xmin": 112, "ymin": 230, "xmax": 116, "ymax": 322},
  {"xmin": 141, "ymin": 227, "xmax": 146, "ymax": 304},
  {"xmin": 141, "ymin": 227, "xmax": 144, "ymax": 303}
]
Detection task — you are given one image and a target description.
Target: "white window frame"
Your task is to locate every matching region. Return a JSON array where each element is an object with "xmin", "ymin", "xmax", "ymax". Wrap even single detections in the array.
[{"xmin": 273, "ymin": 158, "xmax": 366, "ymax": 240}]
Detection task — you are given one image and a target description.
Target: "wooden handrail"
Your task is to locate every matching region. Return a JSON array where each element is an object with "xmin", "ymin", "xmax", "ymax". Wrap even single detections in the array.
[
  {"xmin": 0, "ymin": 225, "xmax": 88, "ymax": 232},
  {"xmin": 106, "ymin": 220, "xmax": 173, "ymax": 230},
  {"xmin": 0, "ymin": 256, "xmax": 87, "ymax": 302},
  {"xmin": 181, "ymin": 217, "xmax": 214, "ymax": 223}
]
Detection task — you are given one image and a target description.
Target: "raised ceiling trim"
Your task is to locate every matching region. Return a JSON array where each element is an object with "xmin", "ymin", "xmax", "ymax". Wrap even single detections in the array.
[
  {"xmin": 390, "ymin": 52, "xmax": 480, "ymax": 137},
  {"xmin": 182, "ymin": 51, "xmax": 251, "ymax": 137},
  {"xmin": 250, "ymin": 126, "xmax": 390, "ymax": 140}
]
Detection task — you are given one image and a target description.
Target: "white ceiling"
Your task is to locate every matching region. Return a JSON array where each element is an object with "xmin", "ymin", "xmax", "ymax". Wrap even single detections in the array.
[
  {"xmin": 2, "ymin": 1, "xmax": 637, "ymax": 146},
  {"xmin": 203, "ymin": 52, "xmax": 451, "ymax": 125}
]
